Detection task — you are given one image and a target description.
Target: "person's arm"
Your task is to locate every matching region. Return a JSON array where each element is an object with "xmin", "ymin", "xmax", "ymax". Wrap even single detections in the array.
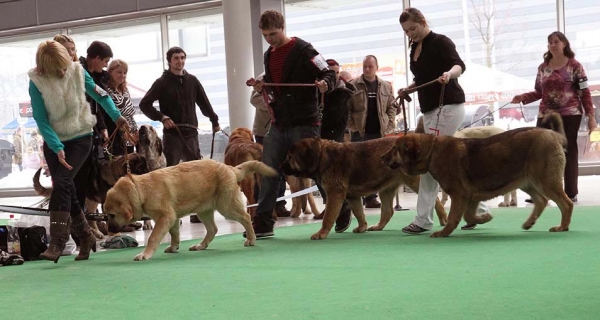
[
  {"xmin": 513, "ymin": 65, "xmax": 543, "ymax": 105},
  {"xmin": 29, "ymin": 80, "xmax": 64, "ymax": 153},
  {"xmin": 439, "ymin": 36, "xmax": 466, "ymax": 83},
  {"xmin": 384, "ymin": 83, "xmax": 397, "ymax": 133},
  {"xmin": 139, "ymin": 79, "xmax": 167, "ymax": 122},
  {"xmin": 573, "ymin": 61, "xmax": 594, "ymax": 117},
  {"xmin": 83, "ymin": 70, "xmax": 121, "ymax": 123},
  {"xmin": 195, "ymin": 78, "xmax": 220, "ymax": 127}
]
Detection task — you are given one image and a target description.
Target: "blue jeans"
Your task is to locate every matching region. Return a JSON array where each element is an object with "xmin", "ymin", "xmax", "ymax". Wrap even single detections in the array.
[
  {"xmin": 255, "ymin": 125, "xmax": 319, "ymax": 225},
  {"xmin": 44, "ymin": 135, "xmax": 92, "ymax": 215}
]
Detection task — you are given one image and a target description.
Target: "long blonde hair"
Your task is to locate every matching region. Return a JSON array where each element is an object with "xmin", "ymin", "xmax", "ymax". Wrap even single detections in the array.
[
  {"xmin": 53, "ymin": 34, "xmax": 77, "ymax": 62},
  {"xmin": 107, "ymin": 59, "xmax": 129, "ymax": 94},
  {"xmin": 35, "ymin": 40, "xmax": 73, "ymax": 78}
]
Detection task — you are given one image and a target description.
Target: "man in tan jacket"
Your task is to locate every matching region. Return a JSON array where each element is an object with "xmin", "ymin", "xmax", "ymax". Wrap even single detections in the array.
[{"xmin": 347, "ymin": 55, "xmax": 396, "ymax": 208}]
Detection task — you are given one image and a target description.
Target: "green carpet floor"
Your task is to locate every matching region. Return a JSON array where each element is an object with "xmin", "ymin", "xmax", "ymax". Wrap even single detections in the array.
[{"xmin": 2, "ymin": 206, "xmax": 600, "ymax": 320}]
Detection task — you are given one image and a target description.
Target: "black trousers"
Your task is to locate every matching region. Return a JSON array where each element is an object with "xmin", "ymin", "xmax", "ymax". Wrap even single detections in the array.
[{"xmin": 44, "ymin": 135, "xmax": 92, "ymax": 216}]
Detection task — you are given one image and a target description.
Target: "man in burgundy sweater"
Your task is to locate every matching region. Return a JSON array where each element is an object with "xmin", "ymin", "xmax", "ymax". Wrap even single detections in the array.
[{"xmin": 246, "ymin": 10, "xmax": 335, "ymax": 238}]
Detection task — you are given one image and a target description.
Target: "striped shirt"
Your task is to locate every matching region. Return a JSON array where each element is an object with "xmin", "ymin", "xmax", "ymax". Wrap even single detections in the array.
[
  {"xmin": 269, "ymin": 37, "xmax": 296, "ymax": 84},
  {"xmin": 107, "ymin": 87, "xmax": 138, "ymax": 146}
]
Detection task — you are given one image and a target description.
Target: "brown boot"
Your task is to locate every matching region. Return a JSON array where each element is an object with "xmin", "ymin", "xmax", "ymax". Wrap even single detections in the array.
[
  {"xmin": 71, "ymin": 211, "xmax": 97, "ymax": 261},
  {"xmin": 39, "ymin": 211, "xmax": 71, "ymax": 263}
]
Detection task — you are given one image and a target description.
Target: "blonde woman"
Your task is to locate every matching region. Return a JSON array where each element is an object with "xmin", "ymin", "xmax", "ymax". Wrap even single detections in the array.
[
  {"xmin": 107, "ymin": 59, "xmax": 138, "ymax": 153},
  {"xmin": 53, "ymin": 34, "xmax": 78, "ymax": 62},
  {"xmin": 28, "ymin": 40, "xmax": 129, "ymax": 263}
]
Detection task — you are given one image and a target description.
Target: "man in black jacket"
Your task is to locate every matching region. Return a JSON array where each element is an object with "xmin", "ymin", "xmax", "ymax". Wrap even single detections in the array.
[
  {"xmin": 140, "ymin": 46, "xmax": 220, "ymax": 165},
  {"xmin": 246, "ymin": 10, "xmax": 336, "ymax": 238},
  {"xmin": 140, "ymin": 46, "xmax": 220, "ymax": 223}
]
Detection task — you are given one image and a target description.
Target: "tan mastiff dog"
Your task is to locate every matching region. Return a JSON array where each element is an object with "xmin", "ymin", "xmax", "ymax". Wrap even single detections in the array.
[{"xmin": 104, "ymin": 159, "xmax": 277, "ymax": 261}]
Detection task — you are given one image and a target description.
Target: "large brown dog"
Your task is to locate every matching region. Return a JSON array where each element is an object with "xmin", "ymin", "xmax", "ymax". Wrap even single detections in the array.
[
  {"xmin": 104, "ymin": 159, "xmax": 278, "ymax": 261},
  {"xmin": 281, "ymin": 137, "xmax": 447, "ymax": 240},
  {"xmin": 381, "ymin": 112, "xmax": 573, "ymax": 237},
  {"xmin": 223, "ymin": 128, "xmax": 264, "ymax": 217},
  {"xmin": 440, "ymin": 126, "xmax": 518, "ymax": 207}
]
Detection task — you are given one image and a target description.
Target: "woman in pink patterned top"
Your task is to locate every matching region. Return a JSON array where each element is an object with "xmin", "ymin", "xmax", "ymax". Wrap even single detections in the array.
[{"xmin": 512, "ymin": 31, "xmax": 597, "ymax": 202}]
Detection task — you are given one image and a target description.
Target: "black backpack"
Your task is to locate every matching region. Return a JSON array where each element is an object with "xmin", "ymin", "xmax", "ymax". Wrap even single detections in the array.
[{"xmin": 17, "ymin": 226, "xmax": 48, "ymax": 261}]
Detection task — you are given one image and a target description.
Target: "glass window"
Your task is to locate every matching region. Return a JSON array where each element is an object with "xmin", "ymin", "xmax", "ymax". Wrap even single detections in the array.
[
  {"xmin": 566, "ymin": 0, "xmax": 600, "ymax": 163},
  {"xmin": 0, "ymin": 32, "xmax": 60, "ymax": 191},
  {"xmin": 285, "ymin": 0, "xmax": 407, "ymax": 130}
]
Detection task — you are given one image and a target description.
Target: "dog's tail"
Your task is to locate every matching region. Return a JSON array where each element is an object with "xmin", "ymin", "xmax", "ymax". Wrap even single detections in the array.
[
  {"xmin": 33, "ymin": 168, "xmax": 53, "ymax": 198},
  {"xmin": 539, "ymin": 111, "xmax": 567, "ymax": 148},
  {"xmin": 233, "ymin": 160, "xmax": 278, "ymax": 182}
]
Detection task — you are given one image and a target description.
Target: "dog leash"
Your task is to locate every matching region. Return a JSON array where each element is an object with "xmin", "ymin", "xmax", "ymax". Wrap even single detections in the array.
[
  {"xmin": 245, "ymin": 79, "xmax": 326, "ymax": 121},
  {"xmin": 174, "ymin": 123, "xmax": 229, "ymax": 159},
  {"xmin": 458, "ymin": 101, "xmax": 514, "ymax": 131},
  {"xmin": 391, "ymin": 78, "xmax": 445, "ymax": 135}
]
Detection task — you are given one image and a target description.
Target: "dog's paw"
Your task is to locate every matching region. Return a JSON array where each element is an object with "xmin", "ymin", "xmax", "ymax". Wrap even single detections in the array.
[
  {"xmin": 438, "ymin": 217, "xmax": 448, "ymax": 227},
  {"xmin": 479, "ymin": 213, "xmax": 494, "ymax": 224},
  {"xmin": 143, "ymin": 221, "xmax": 153, "ymax": 230},
  {"xmin": 91, "ymin": 229, "xmax": 104, "ymax": 239},
  {"xmin": 133, "ymin": 252, "xmax": 152, "ymax": 261},
  {"xmin": 352, "ymin": 225, "xmax": 368, "ymax": 233},
  {"xmin": 164, "ymin": 246, "xmax": 179, "ymax": 253},
  {"xmin": 522, "ymin": 219, "xmax": 536, "ymax": 230},
  {"xmin": 367, "ymin": 224, "xmax": 384, "ymax": 231},
  {"xmin": 510, "ymin": 200, "xmax": 517, "ymax": 206},
  {"xmin": 244, "ymin": 239, "xmax": 255, "ymax": 246},
  {"xmin": 498, "ymin": 201, "xmax": 508, "ymax": 207},
  {"xmin": 549, "ymin": 225, "xmax": 569, "ymax": 232},
  {"xmin": 189, "ymin": 244, "xmax": 208, "ymax": 251},
  {"xmin": 310, "ymin": 230, "xmax": 329, "ymax": 240},
  {"xmin": 430, "ymin": 231, "xmax": 449, "ymax": 238},
  {"xmin": 290, "ymin": 211, "xmax": 301, "ymax": 218}
]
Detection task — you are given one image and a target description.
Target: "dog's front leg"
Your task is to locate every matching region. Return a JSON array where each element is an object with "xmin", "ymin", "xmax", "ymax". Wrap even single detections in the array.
[
  {"xmin": 134, "ymin": 214, "xmax": 173, "ymax": 261},
  {"xmin": 164, "ymin": 218, "xmax": 180, "ymax": 254},
  {"xmin": 367, "ymin": 189, "xmax": 395, "ymax": 231},
  {"xmin": 311, "ymin": 190, "xmax": 345, "ymax": 240},
  {"xmin": 430, "ymin": 196, "xmax": 467, "ymax": 238}
]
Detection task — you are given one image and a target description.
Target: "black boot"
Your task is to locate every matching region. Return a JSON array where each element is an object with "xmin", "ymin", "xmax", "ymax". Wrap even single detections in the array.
[
  {"xmin": 71, "ymin": 212, "xmax": 97, "ymax": 261},
  {"xmin": 39, "ymin": 211, "xmax": 71, "ymax": 263}
]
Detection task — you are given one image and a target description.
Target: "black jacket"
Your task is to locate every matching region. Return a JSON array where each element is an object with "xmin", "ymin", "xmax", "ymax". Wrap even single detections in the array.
[
  {"xmin": 79, "ymin": 56, "xmax": 108, "ymax": 133},
  {"xmin": 140, "ymin": 70, "xmax": 219, "ymax": 136},
  {"xmin": 409, "ymin": 31, "xmax": 466, "ymax": 113},
  {"xmin": 321, "ymin": 80, "xmax": 355, "ymax": 142},
  {"xmin": 263, "ymin": 37, "xmax": 336, "ymax": 128}
]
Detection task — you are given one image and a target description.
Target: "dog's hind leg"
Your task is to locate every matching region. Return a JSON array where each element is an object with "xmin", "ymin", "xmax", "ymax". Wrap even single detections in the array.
[
  {"xmin": 368, "ymin": 188, "xmax": 395, "ymax": 231},
  {"xmin": 190, "ymin": 210, "xmax": 219, "ymax": 250},
  {"xmin": 521, "ymin": 188, "xmax": 549, "ymax": 230},
  {"xmin": 463, "ymin": 200, "xmax": 493, "ymax": 225},
  {"xmin": 510, "ymin": 190, "xmax": 518, "ymax": 206},
  {"xmin": 305, "ymin": 192, "xmax": 319, "ymax": 215},
  {"xmin": 347, "ymin": 198, "xmax": 367, "ymax": 233},
  {"xmin": 164, "ymin": 218, "xmax": 180, "ymax": 253},
  {"xmin": 545, "ymin": 188, "xmax": 573, "ymax": 232}
]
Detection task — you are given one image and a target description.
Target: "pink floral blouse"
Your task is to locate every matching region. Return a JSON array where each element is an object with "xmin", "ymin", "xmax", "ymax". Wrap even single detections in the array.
[{"xmin": 521, "ymin": 58, "xmax": 594, "ymax": 118}]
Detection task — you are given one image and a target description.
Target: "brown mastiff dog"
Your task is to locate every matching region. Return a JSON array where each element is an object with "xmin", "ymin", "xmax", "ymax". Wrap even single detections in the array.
[
  {"xmin": 281, "ymin": 137, "xmax": 447, "ymax": 240},
  {"xmin": 381, "ymin": 112, "xmax": 573, "ymax": 238},
  {"xmin": 224, "ymin": 128, "xmax": 264, "ymax": 217}
]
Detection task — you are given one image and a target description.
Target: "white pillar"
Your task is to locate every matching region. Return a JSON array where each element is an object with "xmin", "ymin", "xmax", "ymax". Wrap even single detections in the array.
[{"xmin": 223, "ymin": 0, "xmax": 255, "ymax": 130}]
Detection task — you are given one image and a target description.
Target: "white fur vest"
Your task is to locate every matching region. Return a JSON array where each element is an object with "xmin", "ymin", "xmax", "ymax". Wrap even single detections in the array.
[{"xmin": 28, "ymin": 63, "xmax": 96, "ymax": 142}]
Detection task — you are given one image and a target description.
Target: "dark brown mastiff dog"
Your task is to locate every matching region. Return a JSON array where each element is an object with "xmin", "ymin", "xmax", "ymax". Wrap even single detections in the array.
[
  {"xmin": 281, "ymin": 137, "xmax": 447, "ymax": 240},
  {"xmin": 381, "ymin": 112, "xmax": 573, "ymax": 238}
]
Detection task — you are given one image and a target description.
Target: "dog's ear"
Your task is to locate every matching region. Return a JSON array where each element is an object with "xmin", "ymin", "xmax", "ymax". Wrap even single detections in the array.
[{"xmin": 154, "ymin": 138, "xmax": 163, "ymax": 156}]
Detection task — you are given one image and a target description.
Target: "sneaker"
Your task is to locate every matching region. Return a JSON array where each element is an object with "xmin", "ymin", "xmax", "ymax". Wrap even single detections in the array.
[
  {"xmin": 334, "ymin": 205, "xmax": 352, "ymax": 233},
  {"xmin": 401, "ymin": 223, "xmax": 430, "ymax": 235},
  {"xmin": 313, "ymin": 210, "xmax": 324, "ymax": 220},
  {"xmin": 190, "ymin": 214, "xmax": 202, "ymax": 223},
  {"xmin": 364, "ymin": 198, "xmax": 381, "ymax": 209},
  {"xmin": 243, "ymin": 219, "xmax": 274, "ymax": 239},
  {"xmin": 461, "ymin": 224, "xmax": 477, "ymax": 230},
  {"xmin": 274, "ymin": 205, "xmax": 292, "ymax": 218}
]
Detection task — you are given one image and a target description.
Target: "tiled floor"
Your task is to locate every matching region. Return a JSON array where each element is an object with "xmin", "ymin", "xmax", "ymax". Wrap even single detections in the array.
[{"xmin": 1, "ymin": 175, "xmax": 598, "ymax": 250}]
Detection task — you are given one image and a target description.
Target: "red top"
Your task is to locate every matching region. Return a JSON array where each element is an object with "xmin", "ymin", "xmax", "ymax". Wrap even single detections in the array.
[{"xmin": 268, "ymin": 37, "xmax": 297, "ymax": 84}]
